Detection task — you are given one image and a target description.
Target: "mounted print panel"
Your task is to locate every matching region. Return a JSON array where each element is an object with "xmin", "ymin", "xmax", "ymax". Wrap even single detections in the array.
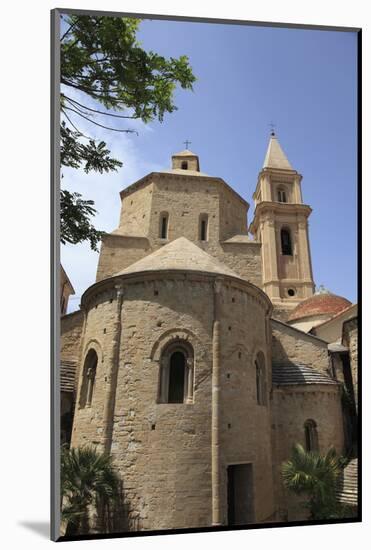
[{"xmin": 51, "ymin": 8, "xmax": 360, "ymax": 541}]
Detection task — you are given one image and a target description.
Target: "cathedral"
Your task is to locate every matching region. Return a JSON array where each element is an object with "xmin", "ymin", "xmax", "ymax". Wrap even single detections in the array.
[{"xmin": 60, "ymin": 133, "xmax": 358, "ymax": 531}]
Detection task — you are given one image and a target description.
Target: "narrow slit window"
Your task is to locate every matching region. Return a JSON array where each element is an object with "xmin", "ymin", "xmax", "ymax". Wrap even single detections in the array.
[
  {"xmin": 79, "ymin": 349, "xmax": 98, "ymax": 408},
  {"xmin": 304, "ymin": 420, "xmax": 318, "ymax": 452},
  {"xmin": 199, "ymin": 214, "xmax": 208, "ymax": 241},
  {"xmin": 255, "ymin": 352, "xmax": 267, "ymax": 406},
  {"xmin": 160, "ymin": 213, "xmax": 169, "ymax": 239}
]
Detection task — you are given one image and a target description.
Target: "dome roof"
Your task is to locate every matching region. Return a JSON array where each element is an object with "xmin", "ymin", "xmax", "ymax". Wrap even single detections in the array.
[
  {"xmin": 115, "ymin": 237, "xmax": 242, "ymax": 279},
  {"xmin": 288, "ymin": 292, "xmax": 352, "ymax": 323}
]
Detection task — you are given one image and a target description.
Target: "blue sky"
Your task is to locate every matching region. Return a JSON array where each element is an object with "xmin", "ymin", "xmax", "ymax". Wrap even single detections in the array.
[{"xmin": 61, "ymin": 18, "xmax": 357, "ymax": 312}]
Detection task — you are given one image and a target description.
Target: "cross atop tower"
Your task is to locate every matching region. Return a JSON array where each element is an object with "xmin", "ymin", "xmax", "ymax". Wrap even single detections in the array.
[
  {"xmin": 183, "ymin": 139, "xmax": 192, "ymax": 149},
  {"xmin": 269, "ymin": 122, "xmax": 276, "ymax": 136}
]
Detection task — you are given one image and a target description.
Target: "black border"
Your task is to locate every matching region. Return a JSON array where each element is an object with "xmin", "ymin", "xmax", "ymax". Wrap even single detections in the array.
[{"xmin": 51, "ymin": 7, "xmax": 362, "ymax": 542}]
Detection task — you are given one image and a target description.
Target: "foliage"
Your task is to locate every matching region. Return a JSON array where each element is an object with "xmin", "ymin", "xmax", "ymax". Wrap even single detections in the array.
[
  {"xmin": 61, "ymin": 445, "xmax": 120, "ymax": 535},
  {"xmin": 60, "ymin": 121, "xmax": 122, "ymax": 173},
  {"xmin": 281, "ymin": 443, "xmax": 345, "ymax": 520},
  {"xmin": 60, "ymin": 189, "xmax": 104, "ymax": 252},
  {"xmin": 341, "ymin": 382, "xmax": 355, "ymax": 410},
  {"xmin": 60, "ymin": 14, "xmax": 196, "ymax": 249}
]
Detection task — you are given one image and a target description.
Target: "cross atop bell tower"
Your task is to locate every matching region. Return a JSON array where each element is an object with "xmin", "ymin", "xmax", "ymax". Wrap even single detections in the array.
[{"xmin": 249, "ymin": 133, "xmax": 315, "ymax": 316}]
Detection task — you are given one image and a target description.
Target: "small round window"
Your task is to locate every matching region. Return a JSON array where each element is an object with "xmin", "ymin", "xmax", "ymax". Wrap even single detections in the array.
[{"xmin": 287, "ymin": 288, "xmax": 296, "ymax": 297}]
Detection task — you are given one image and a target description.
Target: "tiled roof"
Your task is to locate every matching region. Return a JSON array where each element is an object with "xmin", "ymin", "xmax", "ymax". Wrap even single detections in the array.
[
  {"xmin": 272, "ymin": 363, "xmax": 338, "ymax": 386},
  {"xmin": 336, "ymin": 459, "xmax": 358, "ymax": 507},
  {"xmin": 115, "ymin": 237, "xmax": 242, "ymax": 279},
  {"xmin": 61, "ymin": 360, "xmax": 76, "ymax": 393},
  {"xmin": 288, "ymin": 293, "xmax": 351, "ymax": 322}
]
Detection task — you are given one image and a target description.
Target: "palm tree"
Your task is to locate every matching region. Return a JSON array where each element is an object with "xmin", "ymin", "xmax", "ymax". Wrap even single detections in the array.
[
  {"xmin": 282, "ymin": 444, "xmax": 343, "ymax": 520},
  {"xmin": 61, "ymin": 445, "xmax": 120, "ymax": 536}
]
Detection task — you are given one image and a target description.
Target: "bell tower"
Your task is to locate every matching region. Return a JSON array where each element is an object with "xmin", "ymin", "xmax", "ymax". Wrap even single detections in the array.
[{"xmin": 249, "ymin": 132, "xmax": 315, "ymax": 313}]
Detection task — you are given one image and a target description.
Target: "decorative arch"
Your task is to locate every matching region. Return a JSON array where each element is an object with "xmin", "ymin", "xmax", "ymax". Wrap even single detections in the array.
[
  {"xmin": 304, "ymin": 419, "xmax": 319, "ymax": 452},
  {"xmin": 83, "ymin": 338, "xmax": 104, "ymax": 364},
  {"xmin": 254, "ymin": 350, "xmax": 267, "ymax": 406},
  {"xmin": 150, "ymin": 330, "xmax": 198, "ymax": 405},
  {"xmin": 150, "ymin": 328, "xmax": 201, "ymax": 362}
]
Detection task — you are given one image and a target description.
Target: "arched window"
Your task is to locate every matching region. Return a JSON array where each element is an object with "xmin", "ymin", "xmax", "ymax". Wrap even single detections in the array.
[
  {"xmin": 255, "ymin": 351, "xmax": 267, "ymax": 406},
  {"xmin": 277, "ymin": 188, "xmax": 287, "ymax": 203},
  {"xmin": 159, "ymin": 212, "xmax": 169, "ymax": 239},
  {"xmin": 79, "ymin": 349, "xmax": 98, "ymax": 408},
  {"xmin": 281, "ymin": 228, "xmax": 292, "ymax": 255},
  {"xmin": 199, "ymin": 214, "xmax": 209, "ymax": 241},
  {"xmin": 304, "ymin": 419, "xmax": 319, "ymax": 452},
  {"xmin": 181, "ymin": 161, "xmax": 188, "ymax": 170},
  {"xmin": 158, "ymin": 341, "xmax": 194, "ymax": 404}
]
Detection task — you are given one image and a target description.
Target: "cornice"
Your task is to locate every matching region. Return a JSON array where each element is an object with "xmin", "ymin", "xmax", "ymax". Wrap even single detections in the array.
[
  {"xmin": 119, "ymin": 171, "xmax": 249, "ymax": 208},
  {"xmin": 249, "ymin": 201, "xmax": 312, "ymax": 232},
  {"xmin": 81, "ymin": 269, "xmax": 272, "ymax": 316}
]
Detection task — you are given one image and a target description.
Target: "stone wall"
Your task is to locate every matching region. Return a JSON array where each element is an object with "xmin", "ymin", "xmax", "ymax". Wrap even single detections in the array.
[
  {"xmin": 218, "ymin": 286, "xmax": 274, "ymax": 523},
  {"xmin": 95, "ymin": 172, "xmax": 262, "ymax": 288},
  {"xmin": 60, "ymin": 310, "xmax": 84, "ymax": 363},
  {"xmin": 71, "ymin": 274, "xmax": 273, "ymax": 531},
  {"xmin": 96, "ymin": 235, "xmax": 150, "ymax": 282},
  {"xmin": 342, "ymin": 317, "xmax": 358, "ymax": 409},
  {"xmin": 119, "ymin": 181, "xmax": 154, "ymax": 236},
  {"xmin": 150, "ymin": 176, "xmax": 224, "ymax": 243},
  {"xmin": 271, "ymin": 385, "xmax": 344, "ymax": 521},
  {"xmin": 271, "ymin": 319, "xmax": 329, "ymax": 375}
]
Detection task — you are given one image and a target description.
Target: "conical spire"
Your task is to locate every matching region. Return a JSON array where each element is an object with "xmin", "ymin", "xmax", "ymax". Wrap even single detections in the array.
[{"xmin": 263, "ymin": 133, "xmax": 293, "ymax": 170}]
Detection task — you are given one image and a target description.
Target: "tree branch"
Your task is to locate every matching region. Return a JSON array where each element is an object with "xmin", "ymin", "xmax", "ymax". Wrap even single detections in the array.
[
  {"xmin": 60, "ymin": 17, "xmax": 79, "ymax": 42},
  {"xmin": 62, "ymin": 94, "xmax": 139, "ymax": 119},
  {"xmin": 61, "ymin": 109, "xmax": 88, "ymax": 137},
  {"xmin": 63, "ymin": 106, "xmax": 139, "ymax": 134}
]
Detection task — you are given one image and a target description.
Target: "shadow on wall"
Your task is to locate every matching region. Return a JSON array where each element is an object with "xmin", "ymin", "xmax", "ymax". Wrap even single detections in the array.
[
  {"xmin": 271, "ymin": 336, "xmax": 333, "ymax": 380},
  {"xmin": 95, "ymin": 478, "xmax": 132, "ymax": 534},
  {"xmin": 271, "ymin": 335, "xmax": 310, "ymax": 379}
]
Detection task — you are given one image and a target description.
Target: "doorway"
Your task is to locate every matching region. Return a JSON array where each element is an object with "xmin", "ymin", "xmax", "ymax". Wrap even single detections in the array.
[{"xmin": 227, "ymin": 464, "xmax": 254, "ymax": 525}]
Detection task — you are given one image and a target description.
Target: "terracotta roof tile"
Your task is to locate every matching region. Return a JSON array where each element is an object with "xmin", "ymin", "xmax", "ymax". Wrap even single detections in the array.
[{"xmin": 288, "ymin": 293, "xmax": 351, "ymax": 322}]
